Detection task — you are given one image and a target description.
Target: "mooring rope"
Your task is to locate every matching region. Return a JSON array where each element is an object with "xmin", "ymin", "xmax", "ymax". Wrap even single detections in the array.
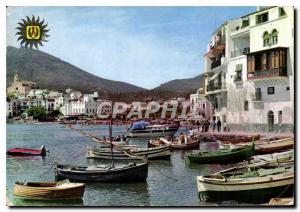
[{"xmin": 277, "ymin": 184, "xmax": 291, "ymax": 198}]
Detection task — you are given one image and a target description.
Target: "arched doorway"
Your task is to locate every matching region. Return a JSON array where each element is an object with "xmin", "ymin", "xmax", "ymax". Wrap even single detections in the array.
[{"xmin": 268, "ymin": 111, "xmax": 274, "ymax": 132}]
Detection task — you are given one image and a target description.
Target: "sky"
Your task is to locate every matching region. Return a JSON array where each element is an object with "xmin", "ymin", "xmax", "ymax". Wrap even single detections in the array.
[{"xmin": 6, "ymin": 6, "xmax": 255, "ymax": 89}]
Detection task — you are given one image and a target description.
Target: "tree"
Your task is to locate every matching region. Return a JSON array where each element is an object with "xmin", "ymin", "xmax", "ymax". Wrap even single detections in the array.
[
  {"xmin": 48, "ymin": 109, "xmax": 61, "ymax": 119},
  {"xmin": 27, "ymin": 106, "xmax": 47, "ymax": 121}
]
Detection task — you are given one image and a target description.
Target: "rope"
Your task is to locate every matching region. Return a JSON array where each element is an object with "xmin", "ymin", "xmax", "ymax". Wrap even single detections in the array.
[
  {"xmin": 152, "ymin": 166, "xmax": 178, "ymax": 182},
  {"xmin": 67, "ymin": 125, "xmax": 146, "ymax": 160},
  {"xmin": 277, "ymin": 184, "xmax": 291, "ymax": 198},
  {"xmin": 39, "ymin": 163, "xmax": 54, "ymax": 177}
]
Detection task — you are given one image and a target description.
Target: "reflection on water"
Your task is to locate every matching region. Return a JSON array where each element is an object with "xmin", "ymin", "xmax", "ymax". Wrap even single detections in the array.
[
  {"xmin": 12, "ymin": 198, "xmax": 83, "ymax": 207},
  {"xmin": 7, "ymin": 124, "xmax": 240, "ymax": 206}
]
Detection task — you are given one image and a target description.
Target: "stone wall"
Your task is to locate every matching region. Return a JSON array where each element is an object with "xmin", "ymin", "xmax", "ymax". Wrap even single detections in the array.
[{"xmin": 227, "ymin": 123, "xmax": 294, "ymax": 133}]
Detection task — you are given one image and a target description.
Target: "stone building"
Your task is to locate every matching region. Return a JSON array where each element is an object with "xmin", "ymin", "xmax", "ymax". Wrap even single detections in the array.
[{"xmin": 7, "ymin": 72, "xmax": 37, "ymax": 97}]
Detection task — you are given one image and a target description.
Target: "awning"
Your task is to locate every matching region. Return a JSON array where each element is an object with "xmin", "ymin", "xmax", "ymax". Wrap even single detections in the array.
[{"xmin": 204, "ymin": 44, "xmax": 225, "ymax": 58}]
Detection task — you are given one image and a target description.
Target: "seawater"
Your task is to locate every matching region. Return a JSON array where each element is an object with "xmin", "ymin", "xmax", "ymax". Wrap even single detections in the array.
[{"xmin": 6, "ymin": 123, "xmax": 245, "ymax": 206}]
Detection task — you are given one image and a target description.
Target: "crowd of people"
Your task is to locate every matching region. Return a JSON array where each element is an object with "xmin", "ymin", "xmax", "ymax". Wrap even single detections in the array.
[{"xmin": 193, "ymin": 118, "xmax": 229, "ymax": 133}]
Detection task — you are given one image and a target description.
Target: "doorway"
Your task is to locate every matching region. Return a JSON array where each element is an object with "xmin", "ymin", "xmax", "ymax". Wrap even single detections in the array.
[{"xmin": 268, "ymin": 111, "xmax": 274, "ymax": 132}]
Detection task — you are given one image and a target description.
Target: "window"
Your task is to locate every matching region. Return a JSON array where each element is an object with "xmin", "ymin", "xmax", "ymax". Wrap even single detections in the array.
[
  {"xmin": 271, "ymin": 29, "xmax": 278, "ymax": 44},
  {"xmin": 278, "ymin": 111, "xmax": 283, "ymax": 124},
  {"xmin": 287, "ymin": 87, "xmax": 290, "ymax": 91},
  {"xmin": 203, "ymin": 104, "xmax": 205, "ymax": 109},
  {"xmin": 256, "ymin": 12, "xmax": 268, "ymax": 24},
  {"xmin": 267, "ymin": 87, "xmax": 275, "ymax": 94},
  {"xmin": 263, "ymin": 31, "xmax": 270, "ymax": 46},
  {"xmin": 242, "ymin": 18, "xmax": 249, "ymax": 28},
  {"xmin": 235, "ymin": 70, "xmax": 242, "ymax": 82},
  {"xmin": 244, "ymin": 101, "xmax": 249, "ymax": 111},
  {"xmin": 279, "ymin": 7, "xmax": 286, "ymax": 17},
  {"xmin": 254, "ymin": 88, "xmax": 262, "ymax": 101}
]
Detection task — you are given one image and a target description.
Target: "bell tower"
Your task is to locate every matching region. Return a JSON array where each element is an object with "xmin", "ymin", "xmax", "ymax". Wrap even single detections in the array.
[{"xmin": 14, "ymin": 71, "xmax": 21, "ymax": 82}]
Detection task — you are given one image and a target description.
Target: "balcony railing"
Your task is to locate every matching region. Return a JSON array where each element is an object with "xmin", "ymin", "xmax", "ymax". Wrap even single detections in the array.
[
  {"xmin": 234, "ymin": 76, "xmax": 242, "ymax": 82},
  {"xmin": 230, "ymin": 47, "xmax": 250, "ymax": 58},
  {"xmin": 206, "ymin": 82, "xmax": 222, "ymax": 92},
  {"xmin": 210, "ymin": 60, "xmax": 221, "ymax": 69},
  {"xmin": 247, "ymin": 67, "xmax": 287, "ymax": 80}
]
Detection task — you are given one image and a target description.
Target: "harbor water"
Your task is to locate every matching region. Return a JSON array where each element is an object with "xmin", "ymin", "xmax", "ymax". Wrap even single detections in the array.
[{"xmin": 7, "ymin": 123, "xmax": 249, "ymax": 206}]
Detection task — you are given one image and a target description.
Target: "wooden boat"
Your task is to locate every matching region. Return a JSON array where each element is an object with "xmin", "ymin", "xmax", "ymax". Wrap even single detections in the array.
[
  {"xmin": 197, "ymin": 164, "xmax": 294, "ymax": 203},
  {"xmin": 54, "ymin": 162, "xmax": 148, "ymax": 182},
  {"xmin": 12, "ymin": 180, "xmax": 85, "ymax": 200},
  {"xmin": 186, "ymin": 143, "xmax": 255, "ymax": 164},
  {"xmin": 7, "ymin": 145, "xmax": 47, "ymax": 156},
  {"xmin": 268, "ymin": 197, "xmax": 294, "ymax": 205},
  {"xmin": 148, "ymin": 137, "xmax": 200, "ymax": 150},
  {"xmin": 220, "ymin": 137, "xmax": 294, "ymax": 154},
  {"xmin": 127, "ymin": 121, "xmax": 179, "ymax": 138},
  {"xmin": 250, "ymin": 149, "xmax": 294, "ymax": 165},
  {"xmin": 87, "ymin": 145, "xmax": 171, "ymax": 160}
]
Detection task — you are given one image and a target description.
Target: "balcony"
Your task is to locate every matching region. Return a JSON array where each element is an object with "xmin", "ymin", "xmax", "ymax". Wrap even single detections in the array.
[
  {"xmin": 247, "ymin": 67, "xmax": 287, "ymax": 80},
  {"xmin": 230, "ymin": 47, "xmax": 250, "ymax": 58},
  {"xmin": 233, "ymin": 76, "xmax": 242, "ymax": 82},
  {"xmin": 215, "ymin": 35, "xmax": 226, "ymax": 46},
  {"xmin": 210, "ymin": 60, "xmax": 221, "ymax": 69},
  {"xmin": 206, "ymin": 82, "xmax": 222, "ymax": 92}
]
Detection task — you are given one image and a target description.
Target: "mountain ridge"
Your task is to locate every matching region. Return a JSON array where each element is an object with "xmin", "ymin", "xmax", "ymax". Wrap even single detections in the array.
[{"xmin": 6, "ymin": 46, "xmax": 203, "ymax": 100}]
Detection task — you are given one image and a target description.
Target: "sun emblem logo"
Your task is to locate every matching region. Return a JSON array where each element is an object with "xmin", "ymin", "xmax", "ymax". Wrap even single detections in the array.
[{"xmin": 16, "ymin": 15, "xmax": 50, "ymax": 49}]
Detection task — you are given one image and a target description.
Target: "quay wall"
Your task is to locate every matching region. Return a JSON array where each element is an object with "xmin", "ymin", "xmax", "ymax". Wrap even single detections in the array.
[{"xmin": 227, "ymin": 123, "xmax": 294, "ymax": 133}]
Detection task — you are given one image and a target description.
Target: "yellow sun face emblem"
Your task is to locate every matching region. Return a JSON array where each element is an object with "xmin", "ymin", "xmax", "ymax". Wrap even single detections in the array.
[
  {"xmin": 16, "ymin": 15, "xmax": 50, "ymax": 49},
  {"xmin": 26, "ymin": 26, "xmax": 40, "ymax": 40}
]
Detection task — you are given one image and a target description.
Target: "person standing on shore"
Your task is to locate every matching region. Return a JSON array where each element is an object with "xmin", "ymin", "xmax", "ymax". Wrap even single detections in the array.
[
  {"xmin": 217, "ymin": 119, "xmax": 221, "ymax": 132},
  {"xmin": 205, "ymin": 120, "xmax": 209, "ymax": 132},
  {"xmin": 212, "ymin": 120, "xmax": 216, "ymax": 132}
]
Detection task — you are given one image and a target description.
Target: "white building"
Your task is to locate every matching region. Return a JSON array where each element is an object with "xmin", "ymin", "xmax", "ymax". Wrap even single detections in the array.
[
  {"xmin": 204, "ymin": 22, "xmax": 228, "ymax": 124},
  {"xmin": 70, "ymin": 91, "xmax": 82, "ymax": 100},
  {"xmin": 190, "ymin": 88, "xmax": 212, "ymax": 120},
  {"xmin": 204, "ymin": 6, "xmax": 294, "ymax": 132},
  {"xmin": 60, "ymin": 92, "xmax": 101, "ymax": 116}
]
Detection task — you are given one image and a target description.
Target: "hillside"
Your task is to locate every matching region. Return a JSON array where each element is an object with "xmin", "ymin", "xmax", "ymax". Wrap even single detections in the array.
[
  {"xmin": 153, "ymin": 74, "xmax": 204, "ymax": 94},
  {"xmin": 6, "ymin": 46, "xmax": 147, "ymax": 93}
]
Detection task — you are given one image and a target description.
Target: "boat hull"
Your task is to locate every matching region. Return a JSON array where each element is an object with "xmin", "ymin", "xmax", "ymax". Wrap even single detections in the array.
[
  {"xmin": 187, "ymin": 145, "xmax": 255, "ymax": 164},
  {"xmin": 7, "ymin": 147, "xmax": 46, "ymax": 156},
  {"xmin": 87, "ymin": 146, "xmax": 171, "ymax": 160},
  {"xmin": 198, "ymin": 184, "xmax": 294, "ymax": 203},
  {"xmin": 220, "ymin": 138, "xmax": 294, "ymax": 154},
  {"xmin": 149, "ymin": 138, "xmax": 200, "ymax": 150},
  {"xmin": 127, "ymin": 128, "xmax": 178, "ymax": 138},
  {"xmin": 12, "ymin": 183, "xmax": 85, "ymax": 201},
  {"xmin": 55, "ymin": 163, "xmax": 148, "ymax": 182},
  {"xmin": 171, "ymin": 140, "xmax": 200, "ymax": 150},
  {"xmin": 255, "ymin": 138, "xmax": 294, "ymax": 154}
]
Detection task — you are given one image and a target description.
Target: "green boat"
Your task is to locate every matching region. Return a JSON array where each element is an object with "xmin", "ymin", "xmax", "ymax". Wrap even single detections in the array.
[
  {"xmin": 186, "ymin": 143, "xmax": 255, "ymax": 164},
  {"xmin": 197, "ymin": 164, "xmax": 294, "ymax": 203}
]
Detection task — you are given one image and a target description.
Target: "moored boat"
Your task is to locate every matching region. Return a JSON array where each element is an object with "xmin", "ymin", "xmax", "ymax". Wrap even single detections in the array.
[
  {"xmin": 220, "ymin": 137, "xmax": 294, "ymax": 154},
  {"xmin": 87, "ymin": 145, "xmax": 171, "ymax": 160},
  {"xmin": 12, "ymin": 180, "xmax": 85, "ymax": 200},
  {"xmin": 126, "ymin": 121, "xmax": 179, "ymax": 138},
  {"xmin": 186, "ymin": 143, "xmax": 255, "ymax": 164},
  {"xmin": 7, "ymin": 145, "xmax": 47, "ymax": 156},
  {"xmin": 149, "ymin": 137, "xmax": 200, "ymax": 150},
  {"xmin": 54, "ymin": 162, "xmax": 148, "ymax": 182},
  {"xmin": 197, "ymin": 164, "xmax": 294, "ymax": 203},
  {"xmin": 250, "ymin": 149, "xmax": 294, "ymax": 165}
]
